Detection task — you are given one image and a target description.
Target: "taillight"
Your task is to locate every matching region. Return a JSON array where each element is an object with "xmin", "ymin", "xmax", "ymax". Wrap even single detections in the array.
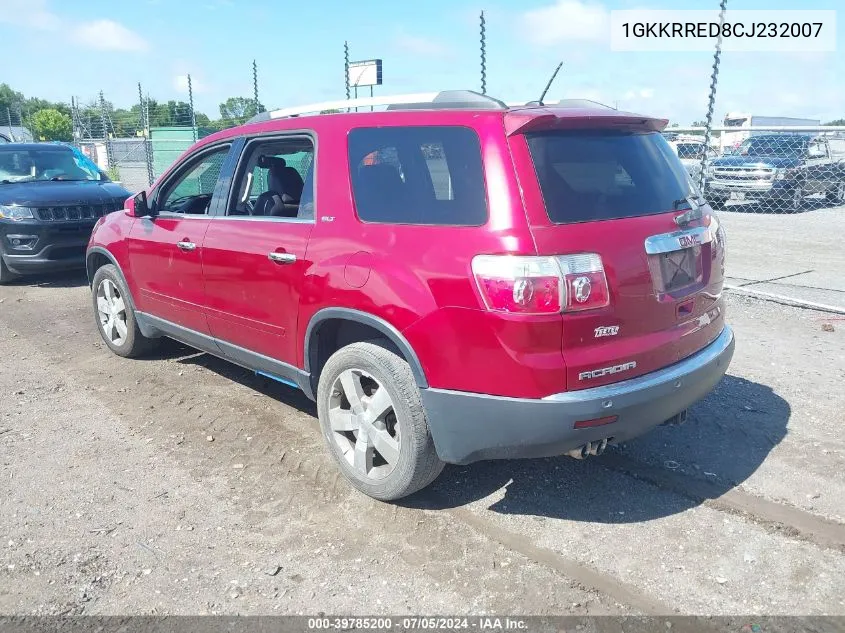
[
  {"xmin": 471, "ymin": 253, "xmax": 609, "ymax": 315},
  {"xmin": 557, "ymin": 253, "xmax": 610, "ymax": 312},
  {"xmin": 471, "ymin": 255, "xmax": 562, "ymax": 314}
]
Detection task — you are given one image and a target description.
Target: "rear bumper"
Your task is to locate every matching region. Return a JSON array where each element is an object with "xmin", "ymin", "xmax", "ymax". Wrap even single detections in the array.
[{"xmin": 421, "ymin": 326, "xmax": 735, "ymax": 465}]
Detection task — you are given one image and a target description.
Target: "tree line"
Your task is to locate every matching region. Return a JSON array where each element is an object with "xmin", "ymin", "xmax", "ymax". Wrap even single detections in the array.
[{"xmin": 1, "ymin": 83, "xmax": 264, "ymax": 142}]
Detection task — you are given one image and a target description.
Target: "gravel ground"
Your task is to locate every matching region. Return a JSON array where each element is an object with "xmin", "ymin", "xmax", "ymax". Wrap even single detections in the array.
[
  {"xmin": 0, "ymin": 274, "xmax": 843, "ymax": 615},
  {"xmin": 719, "ymin": 203, "xmax": 845, "ymax": 309}
]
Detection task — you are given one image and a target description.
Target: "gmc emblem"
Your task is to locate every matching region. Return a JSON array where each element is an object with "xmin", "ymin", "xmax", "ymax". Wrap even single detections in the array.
[{"xmin": 678, "ymin": 234, "xmax": 700, "ymax": 248}]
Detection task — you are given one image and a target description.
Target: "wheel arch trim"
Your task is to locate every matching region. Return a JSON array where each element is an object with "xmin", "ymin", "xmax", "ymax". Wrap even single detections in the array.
[
  {"xmin": 303, "ymin": 308, "xmax": 428, "ymax": 389},
  {"xmin": 86, "ymin": 247, "xmax": 150, "ymax": 336}
]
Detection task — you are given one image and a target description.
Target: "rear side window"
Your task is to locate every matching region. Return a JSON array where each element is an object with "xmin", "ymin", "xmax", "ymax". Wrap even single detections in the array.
[
  {"xmin": 348, "ymin": 126, "xmax": 487, "ymax": 225},
  {"xmin": 526, "ymin": 131, "xmax": 690, "ymax": 224}
]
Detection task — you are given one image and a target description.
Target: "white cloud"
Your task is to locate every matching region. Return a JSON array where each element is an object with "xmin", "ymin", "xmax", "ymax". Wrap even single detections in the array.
[
  {"xmin": 71, "ymin": 19, "xmax": 149, "ymax": 52},
  {"xmin": 623, "ymin": 88, "xmax": 654, "ymax": 100},
  {"xmin": 522, "ymin": 0, "xmax": 609, "ymax": 45},
  {"xmin": 393, "ymin": 32, "xmax": 450, "ymax": 58},
  {"xmin": 173, "ymin": 74, "xmax": 209, "ymax": 94},
  {"xmin": 0, "ymin": 0, "xmax": 60, "ymax": 30}
]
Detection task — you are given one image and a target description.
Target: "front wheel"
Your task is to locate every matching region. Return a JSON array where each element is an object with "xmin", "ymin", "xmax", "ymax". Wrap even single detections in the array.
[
  {"xmin": 787, "ymin": 186, "xmax": 805, "ymax": 213},
  {"xmin": 91, "ymin": 264, "xmax": 159, "ymax": 358},
  {"xmin": 0, "ymin": 257, "xmax": 20, "ymax": 285},
  {"xmin": 317, "ymin": 341, "xmax": 444, "ymax": 501}
]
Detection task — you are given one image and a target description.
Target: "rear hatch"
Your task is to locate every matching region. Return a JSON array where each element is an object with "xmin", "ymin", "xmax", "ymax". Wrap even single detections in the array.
[{"xmin": 508, "ymin": 109, "xmax": 726, "ymax": 390}]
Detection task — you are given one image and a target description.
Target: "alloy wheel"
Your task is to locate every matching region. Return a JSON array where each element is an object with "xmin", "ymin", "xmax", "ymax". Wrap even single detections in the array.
[
  {"xmin": 96, "ymin": 279, "xmax": 128, "ymax": 346},
  {"xmin": 328, "ymin": 368, "xmax": 401, "ymax": 480}
]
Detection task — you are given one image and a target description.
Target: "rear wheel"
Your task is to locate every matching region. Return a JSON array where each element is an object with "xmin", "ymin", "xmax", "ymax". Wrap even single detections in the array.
[
  {"xmin": 317, "ymin": 341, "xmax": 444, "ymax": 501},
  {"xmin": 826, "ymin": 181, "xmax": 845, "ymax": 205},
  {"xmin": 0, "ymin": 257, "xmax": 19, "ymax": 285},
  {"xmin": 91, "ymin": 264, "xmax": 159, "ymax": 358}
]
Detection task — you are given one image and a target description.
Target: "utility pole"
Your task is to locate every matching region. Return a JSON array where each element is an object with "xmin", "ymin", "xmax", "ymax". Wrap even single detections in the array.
[
  {"xmin": 480, "ymin": 11, "xmax": 487, "ymax": 95},
  {"xmin": 344, "ymin": 41, "xmax": 350, "ymax": 100},
  {"xmin": 187, "ymin": 74, "xmax": 197, "ymax": 142},
  {"xmin": 252, "ymin": 59, "xmax": 260, "ymax": 114}
]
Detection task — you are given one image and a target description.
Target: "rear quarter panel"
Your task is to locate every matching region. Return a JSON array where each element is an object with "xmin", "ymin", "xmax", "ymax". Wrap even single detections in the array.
[{"xmin": 297, "ymin": 111, "xmax": 568, "ymax": 397}]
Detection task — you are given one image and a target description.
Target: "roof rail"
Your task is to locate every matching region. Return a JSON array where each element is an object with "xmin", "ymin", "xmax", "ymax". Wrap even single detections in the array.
[
  {"xmin": 249, "ymin": 90, "xmax": 506, "ymax": 123},
  {"xmin": 506, "ymin": 98, "xmax": 618, "ymax": 110},
  {"xmin": 556, "ymin": 98, "xmax": 617, "ymax": 110}
]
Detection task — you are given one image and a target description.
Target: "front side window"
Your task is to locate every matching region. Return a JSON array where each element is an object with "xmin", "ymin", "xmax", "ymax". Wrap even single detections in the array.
[
  {"xmin": 348, "ymin": 126, "xmax": 488, "ymax": 226},
  {"xmin": 159, "ymin": 146, "xmax": 229, "ymax": 214},
  {"xmin": 808, "ymin": 139, "xmax": 827, "ymax": 158},
  {"xmin": 229, "ymin": 136, "xmax": 315, "ymax": 220}
]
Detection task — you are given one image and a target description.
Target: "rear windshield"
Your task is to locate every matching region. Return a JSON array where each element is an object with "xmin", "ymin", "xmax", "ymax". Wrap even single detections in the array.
[{"xmin": 526, "ymin": 131, "xmax": 691, "ymax": 224}]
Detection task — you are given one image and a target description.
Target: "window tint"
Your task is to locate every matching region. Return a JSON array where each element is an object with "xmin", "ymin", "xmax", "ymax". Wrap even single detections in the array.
[
  {"xmin": 526, "ymin": 131, "xmax": 690, "ymax": 224},
  {"xmin": 348, "ymin": 126, "xmax": 487, "ymax": 225},
  {"xmin": 160, "ymin": 147, "xmax": 229, "ymax": 214},
  {"xmin": 229, "ymin": 137, "xmax": 315, "ymax": 220}
]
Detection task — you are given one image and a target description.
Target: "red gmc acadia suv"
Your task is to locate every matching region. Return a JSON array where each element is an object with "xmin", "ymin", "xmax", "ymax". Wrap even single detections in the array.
[{"xmin": 86, "ymin": 91, "xmax": 735, "ymax": 501}]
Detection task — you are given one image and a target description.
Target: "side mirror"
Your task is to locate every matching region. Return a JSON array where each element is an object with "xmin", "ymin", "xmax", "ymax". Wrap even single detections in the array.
[{"xmin": 129, "ymin": 190, "xmax": 157, "ymax": 219}]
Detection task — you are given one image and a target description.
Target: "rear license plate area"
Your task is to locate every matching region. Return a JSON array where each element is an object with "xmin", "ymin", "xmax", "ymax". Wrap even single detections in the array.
[{"xmin": 651, "ymin": 246, "xmax": 703, "ymax": 295}]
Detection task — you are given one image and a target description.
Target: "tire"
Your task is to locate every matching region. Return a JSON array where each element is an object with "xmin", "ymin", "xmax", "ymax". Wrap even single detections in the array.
[
  {"xmin": 708, "ymin": 196, "xmax": 727, "ymax": 210},
  {"xmin": 316, "ymin": 341, "xmax": 444, "ymax": 501},
  {"xmin": 788, "ymin": 186, "xmax": 804, "ymax": 213},
  {"xmin": 91, "ymin": 264, "xmax": 159, "ymax": 358},
  {"xmin": 825, "ymin": 181, "xmax": 845, "ymax": 205},
  {"xmin": 0, "ymin": 256, "xmax": 20, "ymax": 285}
]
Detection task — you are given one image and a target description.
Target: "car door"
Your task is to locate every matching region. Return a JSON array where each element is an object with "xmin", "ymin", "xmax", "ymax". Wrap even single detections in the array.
[
  {"xmin": 127, "ymin": 142, "xmax": 233, "ymax": 335},
  {"xmin": 201, "ymin": 133, "xmax": 316, "ymax": 371}
]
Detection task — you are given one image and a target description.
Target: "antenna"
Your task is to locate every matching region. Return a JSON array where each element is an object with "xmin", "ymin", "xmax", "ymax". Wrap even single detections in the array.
[{"xmin": 537, "ymin": 62, "xmax": 563, "ymax": 106}]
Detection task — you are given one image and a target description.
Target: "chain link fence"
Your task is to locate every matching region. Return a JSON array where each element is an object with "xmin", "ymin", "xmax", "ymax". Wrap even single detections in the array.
[
  {"xmin": 666, "ymin": 126, "xmax": 845, "ymax": 214},
  {"xmin": 65, "ymin": 88, "xmax": 229, "ymax": 194}
]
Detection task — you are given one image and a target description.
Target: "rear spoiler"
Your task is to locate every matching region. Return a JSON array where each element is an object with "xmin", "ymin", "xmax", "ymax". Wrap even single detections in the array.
[{"xmin": 504, "ymin": 107, "xmax": 669, "ymax": 136}]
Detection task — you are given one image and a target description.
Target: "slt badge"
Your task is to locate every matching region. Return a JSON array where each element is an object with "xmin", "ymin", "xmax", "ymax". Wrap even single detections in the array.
[{"xmin": 594, "ymin": 325, "xmax": 620, "ymax": 338}]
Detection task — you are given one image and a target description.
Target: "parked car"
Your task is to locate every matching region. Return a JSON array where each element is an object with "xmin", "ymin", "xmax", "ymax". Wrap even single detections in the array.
[
  {"xmin": 85, "ymin": 91, "xmax": 734, "ymax": 501},
  {"xmin": 0, "ymin": 143, "xmax": 131, "ymax": 283},
  {"xmin": 668, "ymin": 136, "xmax": 716, "ymax": 184},
  {"xmin": 705, "ymin": 133, "xmax": 845, "ymax": 211}
]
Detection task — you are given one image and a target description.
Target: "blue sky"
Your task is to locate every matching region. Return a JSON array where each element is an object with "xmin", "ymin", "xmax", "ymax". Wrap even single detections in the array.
[{"xmin": 1, "ymin": 0, "xmax": 842, "ymax": 124}]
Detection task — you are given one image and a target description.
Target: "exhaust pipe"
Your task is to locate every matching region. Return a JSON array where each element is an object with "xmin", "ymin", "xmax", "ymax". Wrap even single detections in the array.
[
  {"xmin": 567, "ymin": 437, "xmax": 610, "ymax": 459},
  {"xmin": 567, "ymin": 443, "xmax": 591, "ymax": 460}
]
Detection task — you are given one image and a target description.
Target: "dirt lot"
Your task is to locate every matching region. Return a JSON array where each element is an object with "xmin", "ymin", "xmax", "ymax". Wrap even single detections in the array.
[
  {"xmin": 720, "ymin": 203, "xmax": 845, "ymax": 309},
  {"xmin": 1, "ymin": 272, "xmax": 844, "ymax": 616}
]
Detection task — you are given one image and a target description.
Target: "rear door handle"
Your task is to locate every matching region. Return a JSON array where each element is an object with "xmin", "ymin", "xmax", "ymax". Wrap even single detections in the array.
[
  {"xmin": 268, "ymin": 252, "xmax": 296, "ymax": 264},
  {"xmin": 177, "ymin": 240, "xmax": 197, "ymax": 252}
]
